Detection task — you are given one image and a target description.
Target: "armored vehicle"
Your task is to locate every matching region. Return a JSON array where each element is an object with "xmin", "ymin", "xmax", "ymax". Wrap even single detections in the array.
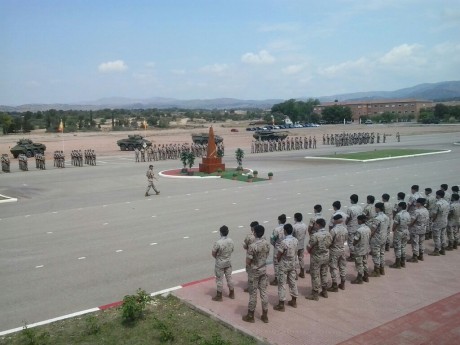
[
  {"xmin": 117, "ymin": 135, "xmax": 152, "ymax": 151},
  {"xmin": 192, "ymin": 133, "xmax": 224, "ymax": 145},
  {"xmin": 253, "ymin": 130, "xmax": 289, "ymax": 141},
  {"xmin": 10, "ymin": 139, "xmax": 46, "ymax": 158}
]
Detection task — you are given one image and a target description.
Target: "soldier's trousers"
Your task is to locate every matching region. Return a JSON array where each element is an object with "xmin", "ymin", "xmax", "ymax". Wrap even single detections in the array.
[
  {"xmin": 297, "ymin": 249, "xmax": 305, "ymax": 269},
  {"xmin": 347, "ymin": 232, "xmax": 355, "ymax": 255},
  {"xmin": 146, "ymin": 181, "xmax": 159, "ymax": 194},
  {"xmin": 410, "ymin": 233, "xmax": 425, "ymax": 255},
  {"xmin": 246, "ymin": 265, "xmax": 253, "ymax": 291},
  {"xmin": 278, "ymin": 268, "xmax": 298, "ymax": 301},
  {"xmin": 329, "ymin": 251, "xmax": 346, "ymax": 282},
  {"xmin": 354, "ymin": 254, "xmax": 368, "ymax": 275},
  {"xmin": 393, "ymin": 231, "xmax": 407, "ymax": 258},
  {"xmin": 370, "ymin": 238, "xmax": 385, "ymax": 267},
  {"xmin": 273, "ymin": 251, "xmax": 280, "ymax": 279},
  {"xmin": 310, "ymin": 258, "xmax": 329, "ymax": 292},
  {"xmin": 215, "ymin": 265, "xmax": 233, "ymax": 293},
  {"xmin": 447, "ymin": 225, "xmax": 459, "ymax": 242},
  {"xmin": 248, "ymin": 270, "xmax": 268, "ymax": 311},
  {"xmin": 386, "ymin": 220, "xmax": 393, "ymax": 246},
  {"xmin": 432, "ymin": 227, "xmax": 447, "ymax": 250}
]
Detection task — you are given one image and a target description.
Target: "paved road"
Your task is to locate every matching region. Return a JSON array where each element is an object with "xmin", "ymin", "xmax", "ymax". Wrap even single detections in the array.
[{"xmin": 0, "ymin": 132, "xmax": 459, "ymax": 332}]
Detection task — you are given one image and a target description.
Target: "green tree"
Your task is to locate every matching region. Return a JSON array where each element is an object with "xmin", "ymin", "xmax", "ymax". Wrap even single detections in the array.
[
  {"xmin": 235, "ymin": 148, "xmax": 244, "ymax": 170},
  {"xmin": 0, "ymin": 113, "xmax": 13, "ymax": 134},
  {"xmin": 434, "ymin": 104, "xmax": 449, "ymax": 121},
  {"xmin": 321, "ymin": 105, "xmax": 352, "ymax": 123},
  {"xmin": 186, "ymin": 152, "xmax": 195, "ymax": 169}
]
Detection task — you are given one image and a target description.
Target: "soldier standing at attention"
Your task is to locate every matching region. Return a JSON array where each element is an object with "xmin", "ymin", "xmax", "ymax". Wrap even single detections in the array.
[
  {"xmin": 292, "ymin": 213, "xmax": 308, "ymax": 278},
  {"xmin": 351, "ymin": 215, "xmax": 371, "ymax": 284},
  {"xmin": 407, "ymin": 198, "xmax": 429, "ymax": 263},
  {"xmin": 135, "ymin": 147, "xmax": 140, "ymax": 162},
  {"xmin": 329, "ymin": 201, "xmax": 348, "ymax": 230},
  {"xmin": 346, "ymin": 194, "xmax": 363, "ymax": 262},
  {"xmin": 211, "ymin": 225, "xmax": 235, "ymax": 301},
  {"xmin": 242, "ymin": 225, "xmax": 270, "ymax": 323},
  {"xmin": 363, "ymin": 195, "xmax": 376, "ymax": 220},
  {"xmin": 274, "ymin": 224, "xmax": 299, "ymax": 311},
  {"xmin": 393, "ymin": 192, "xmax": 406, "ymax": 218},
  {"xmin": 308, "ymin": 205, "xmax": 323, "ymax": 236},
  {"xmin": 429, "ymin": 190, "xmax": 450, "ymax": 256},
  {"xmin": 145, "ymin": 165, "xmax": 160, "ymax": 196},
  {"xmin": 243, "ymin": 221, "xmax": 259, "ymax": 293},
  {"xmin": 382, "ymin": 193, "xmax": 394, "ymax": 252},
  {"xmin": 270, "ymin": 214, "xmax": 286, "ymax": 286},
  {"xmin": 424, "ymin": 188, "xmax": 436, "ymax": 240},
  {"xmin": 447, "ymin": 193, "xmax": 460, "ymax": 250},
  {"xmin": 306, "ymin": 218, "xmax": 332, "ymax": 301},
  {"xmin": 327, "ymin": 214, "xmax": 348, "ymax": 292},
  {"xmin": 407, "ymin": 185, "xmax": 422, "ymax": 216},
  {"xmin": 369, "ymin": 202, "xmax": 389, "ymax": 277},
  {"xmin": 441, "ymin": 184, "xmax": 451, "ymax": 203},
  {"xmin": 389, "ymin": 202, "xmax": 411, "ymax": 269}
]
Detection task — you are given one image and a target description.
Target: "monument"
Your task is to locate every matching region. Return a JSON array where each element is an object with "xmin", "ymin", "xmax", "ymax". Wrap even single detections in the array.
[{"xmin": 199, "ymin": 126, "xmax": 225, "ymax": 174}]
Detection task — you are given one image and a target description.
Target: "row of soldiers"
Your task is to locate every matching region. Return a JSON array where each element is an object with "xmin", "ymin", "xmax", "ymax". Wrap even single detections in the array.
[
  {"xmin": 18, "ymin": 154, "xmax": 29, "ymax": 171},
  {"xmin": 70, "ymin": 150, "xmax": 97, "ymax": 166},
  {"xmin": 322, "ymin": 132, "xmax": 393, "ymax": 146},
  {"xmin": 251, "ymin": 136, "xmax": 317, "ymax": 154},
  {"xmin": 211, "ymin": 183, "xmax": 460, "ymax": 324},
  {"xmin": 35, "ymin": 153, "xmax": 46, "ymax": 170},
  {"xmin": 135, "ymin": 142, "xmax": 225, "ymax": 162},
  {"xmin": 54, "ymin": 151, "xmax": 66, "ymax": 168}
]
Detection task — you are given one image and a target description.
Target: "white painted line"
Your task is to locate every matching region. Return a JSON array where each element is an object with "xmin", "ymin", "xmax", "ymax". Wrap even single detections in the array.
[
  {"xmin": 212, "ymin": 230, "xmax": 218, "ymax": 233},
  {"xmin": 52, "ymin": 211, "xmax": 58, "ymax": 214},
  {"xmin": 297, "ymin": 193, "xmax": 301, "ymax": 195},
  {"xmin": 103, "ymin": 223, "xmax": 108, "ymax": 226},
  {"xmin": 266, "ymin": 197, "xmax": 271, "ymax": 200},
  {"xmin": 46, "ymin": 232, "xmax": 53, "ymax": 234},
  {"xmin": 152, "ymin": 215, "xmax": 157, "ymax": 218},
  {"xmin": 307, "ymin": 213, "xmax": 312, "ymax": 215},
  {"xmin": 232, "ymin": 202, "xmax": 237, "ymax": 205},
  {"xmin": 325, "ymin": 189, "xmax": 329, "ymax": 191},
  {"xmin": 151, "ymin": 286, "xmax": 182, "ymax": 297},
  {"xmin": 78, "ymin": 257, "xmax": 86, "ymax": 260},
  {"xmin": 125, "ymin": 201, "xmax": 130, "ymax": 204},
  {"xmin": 232, "ymin": 268, "xmax": 246, "ymax": 274},
  {"xmin": 328, "ymin": 208, "xmax": 333, "ymax": 211},
  {"xmin": 116, "ymin": 250, "xmax": 123, "ymax": 253},
  {"xmin": 186, "ymin": 194, "xmax": 191, "ymax": 196},
  {"xmin": 238, "ymin": 225, "xmax": 244, "ymax": 228},
  {"xmin": 183, "ymin": 236, "xmax": 189, "ymax": 239},
  {"xmin": 35, "ymin": 265, "xmax": 44, "ymax": 268},
  {"xmin": 25, "ymin": 215, "xmax": 30, "ymax": 218},
  {"xmin": 194, "ymin": 208, "xmax": 200, "ymax": 211},
  {"xmin": 150, "ymin": 243, "xmax": 157, "ymax": 246},
  {"xmin": 263, "ymin": 220, "xmax": 269, "ymax": 223},
  {"xmin": 103, "ymin": 205, "xmax": 107, "ymax": 207}
]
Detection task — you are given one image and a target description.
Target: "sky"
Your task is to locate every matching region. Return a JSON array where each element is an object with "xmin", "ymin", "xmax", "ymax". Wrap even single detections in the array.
[{"xmin": 1, "ymin": 0, "xmax": 459, "ymax": 105}]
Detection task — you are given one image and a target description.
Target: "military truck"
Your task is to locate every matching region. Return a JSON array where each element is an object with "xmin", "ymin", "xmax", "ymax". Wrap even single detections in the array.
[
  {"xmin": 116, "ymin": 135, "xmax": 152, "ymax": 151},
  {"xmin": 253, "ymin": 130, "xmax": 289, "ymax": 141},
  {"xmin": 192, "ymin": 133, "xmax": 224, "ymax": 145},
  {"xmin": 10, "ymin": 139, "xmax": 46, "ymax": 158}
]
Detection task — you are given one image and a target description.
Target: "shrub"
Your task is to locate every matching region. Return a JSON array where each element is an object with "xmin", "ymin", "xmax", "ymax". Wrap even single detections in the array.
[
  {"xmin": 268, "ymin": 172, "xmax": 273, "ymax": 176},
  {"xmin": 121, "ymin": 288, "xmax": 152, "ymax": 323},
  {"xmin": 253, "ymin": 170, "xmax": 258, "ymax": 175},
  {"xmin": 84, "ymin": 314, "xmax": 101, "ymax": 335}
]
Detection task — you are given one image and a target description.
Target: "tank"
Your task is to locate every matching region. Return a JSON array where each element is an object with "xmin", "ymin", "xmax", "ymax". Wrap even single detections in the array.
[
  {"xmin": 117, "ymin": 135, "xmax": 152, "ymax": 151},
  {"xmin": 192, "ymin": 133, "xmax": 224, "ymax": 145},
  {"xmin": 253, "ymin": 130, "xmax": 289, "ymax": 141},
  {"xmin": 10, "ymin": 139, "xmax": 46, "ymax": 158}
]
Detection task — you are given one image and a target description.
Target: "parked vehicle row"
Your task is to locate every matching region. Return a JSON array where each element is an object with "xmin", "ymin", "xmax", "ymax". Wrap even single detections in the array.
[{"xmin": 246, "ymin": 123, "xmax": 320, "ymax": 131}]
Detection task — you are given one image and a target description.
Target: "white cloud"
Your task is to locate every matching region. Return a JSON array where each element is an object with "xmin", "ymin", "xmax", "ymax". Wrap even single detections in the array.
[
  {"xmin": 318, "ymin": 57, "xmax": 369, "ymax": 77},
  {"xmin": 98, "ymin": 60, "xmax": 128, "ymax": 73},
  {"xmin": 379, "ymin": 43, "xmax": 423, "ymax": 65},
  {"xmin": 282, "ymin": 64, "xmax": 305, "ymax": 75},
  {"xmin": 200, "ymin": 63, "xmax": 229, "ymax": 74},
  {"xmin": 241, "ymin": 50, "xmax": 275, "ymax": 65}
]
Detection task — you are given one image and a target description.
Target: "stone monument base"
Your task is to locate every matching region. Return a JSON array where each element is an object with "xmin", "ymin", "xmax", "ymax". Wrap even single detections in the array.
[{"xmin": 199, "ymin": 157, "xmax": 225, "ymax": 174}]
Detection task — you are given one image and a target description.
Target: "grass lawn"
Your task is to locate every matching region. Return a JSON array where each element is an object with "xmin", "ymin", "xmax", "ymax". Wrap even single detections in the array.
[
  {"xmin": 322, "ymin": 149, "xmax": 441, "ymax": 160},
  {"xmin": 0, "ymin": 295, "xmax": 256, "ymax": 345},
  {"xmin": 182, "ymin": 168, "xmax": 268, "ymax": 182}
]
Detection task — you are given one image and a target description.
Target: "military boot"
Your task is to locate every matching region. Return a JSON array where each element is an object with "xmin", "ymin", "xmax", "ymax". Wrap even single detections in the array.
[
  {"xmin": 418, "ymin": 253, "xmax": 424, "ymax": 261},
  {"xmin": 379, "ymin": 265, "xmax": 385, "ymax": 276},
  {"xmin": 229, "ymin": 289, "xmax": 235, "ymax": 299},
  {"xmin": 385, "ymin": 243, "xmax": 390, "ymax": 252},
  {"xmin": 453, "ymin": 240, "xmax": 458, "ymax": 249},
  {"xmin": 440, "ymin": 247, "xmax": 446, "ymax": 255},
  {"xmin": 320, "ymin": 287, "xmax": 328, "ymax": 298},
  {"xmin": 401, "ymin": 256, "xmax": 406, "ymax": 268},
  {"xmin": 346, "ymin": 254, "xmax": 354, "ymax": 262},
  {"xmin": 269, "ymin": 277, "xmax": 278, "ymax": 286},
  {"xmin": 351, "ymin": 274, "xmax": 363, "ymax": 284},
  {"xmin": 145, "ymin": 193, "xmax": 149, "ymax": 197},
  {"xmin": 363, "ymin": 271, "xmax": 369, "ymax": 282},
  {"xmin": 369, "ymin": 266, "xmax": 380, "ymax": 277},
  {"xmin": 428, "ymin": 249, "xmax": 440, "ymax": 256},
  {"xmin": 242, "ymin": 309, "xmax": 255, "ymax": 323},
  {"xmin": 339, "ymin": 279, "xmax": 345, "ymax": 290},
  {"xmin": 299, "ymin": 268, "xmax": 305, "ymax": 278},
  {"xmin": 327, "ymin": 282, "xmax": 338, "ymax": 292},
  {"xmin": 305, "ymin": 290, "xmax": 319, "ymax": 301},
  {"xmin": 407, "ymin": 254, "xmax": 418, "ymax": 263},
  {"xmin": 244, "ymin": 287, "xmax": 249, "ymax": 293},
  {"xmin": 212, "ymin": 291, "xmax": 223, "ymax": 302},
  {"xmin": 389, "ymin": 258, "xmax": 401, "ymax": 269},
  {"xmin": 273, "ymin": 301, "xmax": 285, "ymax": 312},
  {"xmin": 287, "ymin": 297, "xmax": 297, "ymax": 308},
  {"xmin": 446, "ymin": 242, "xmax": 453, "ymax": 251},
  {"xmin": 261, "ymin": 309, "xmax": 269, "ymax": 323}
]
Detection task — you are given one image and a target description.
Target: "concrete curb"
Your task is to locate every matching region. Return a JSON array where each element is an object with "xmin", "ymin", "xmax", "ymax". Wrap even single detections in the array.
[
  {"xmin": 0, "ymin": 194, "xmax": 18, "ymax": 204},
  {"xmin": 305, "ymin": 149, "xmax": 451, "ymax": 162}
]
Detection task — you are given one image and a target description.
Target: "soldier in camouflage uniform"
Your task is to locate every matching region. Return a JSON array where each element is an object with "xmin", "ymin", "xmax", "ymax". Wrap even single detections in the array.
[
  {"xmin": 369, "ymin": 202, "xmax": 389, "ymax": 277},
  {"xmin": 346, "ymin": 194, "xmax": 363, "ymax": 262},
  {"xmin": 1, "ymin": 154, "xmax": 11, "ymax": 173},
  {"xmin": 328, "ymin": 214, "xmax": 348, "ymax": 292},
  {"xmin": 389, "ymin": 202, "xmax": 410, "ymax": 269},
  {"xmin": 242, "ymin": 225, "xmax": 270, "ymax": 323},
  {"xmin": 363, "ymin": 195, "xmax": 376, "ymax": 220},
  {"xmin": 211, "ymin": 225, "xmax": 235, "ymax": 301},
  {"xmin": 407, "ymin": 185, "xmax": 422, "ymax": 216},
  {"xmin": 306, "ymin": 219, "xmax": 332, "ymax": 301},
  {"xmin": 424, "ymin": 188, "xmax": 436, "ymax": 240},
  {"xmin": 270, "ymin": 214, "xmax": 286, "ymax": 286},
  {"xmin": 292, "ymin": 213, "xmax": 308, "ymax": 278},
  {"xmin": 441, "ymin": 184, "xmax": 451, "ymax": 203},
  {"xmin": 382, "ymin": 193, "xmax": 394, "ymax": 251},
  {"xmin": 407, "ymin": 198, "xmax": 429, "ymax": 263},
  {"xmin": 273, "ymin": 224, "xmax": 299, "ymax": 311},
  {"xmin": 145, "ymin": 165, "xmax": 160, "ymax": 196},
  {"xmin": 447, "ymin": 193, "xmax": 460, "ymax": 250},
  {"xmin": 429, "ymin": 190, "xmax": 450, "ymax": 256},
  {"xmin": 351, "ymin": 215, "xmax": 371, "ymax": 284},
  {"xmin": 243, "ymin": 221, "xmax": 258, "ymax": 293}
]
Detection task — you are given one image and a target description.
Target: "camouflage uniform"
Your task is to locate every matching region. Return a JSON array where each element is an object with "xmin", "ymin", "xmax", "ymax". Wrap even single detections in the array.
[
  {"xmin": 383, "ymin": 201, "xmax": 394, "ymax": 247},
  {"xmin": 277, "ymin": 235, "xmax": 299, "ymax": 301},
  {"xmin": 329, "ymin": 223, "xmax": 348, "ymax": 283},
  {"xmin": 346, "ymin": 204, "xmax": 363, "ymax": 254},
  {"xmin": 354, "ymin": 224, "xmax": 371, "ymax": 275},
  {"xmin": 308, "ymin": 228, "xmax": 332, "ymax": 292},
  {"xmin": 247, "ymin": 238, "xmax": 270, "ymax": 312},
  {"xmin": 270, "ymin": 224, "xmax": 285, "ymax": 281},
  {"xmin": 448, "ymin": 201, "xmax": 460, "ymax": 246},
  {"xmin": 212, "ymin": 236, "xmax": 234, "ymax": 293},
  {"xmin": 369, "ymin": 212, "xmax": 389, "ymax": 267},
  {"xmin": 431, "ymin": 198, "xmax": 449, "ymax": 251},
  {"xmin": 243, "ymin": 232, "xmax": 256, "ymax": 290},
  {"xmin": 145, "ymin": 168, "xmax": 160, "ymax": 195},
  {"xmin": 407, "ymin": 192, "xmax": 422, "ymax": 216},
  {"xmin": 409, "ymin": 207, "xmax": 429, "ymax": 256},
  {"xmin": 363, "ymin": 204, "xmax": 376, "ymax": 220},
  {"xmin": 393, "ymin": 209, "xmax": 411, "ymax": 258},
  {"xmin": 293, "ymin": 221, "xmax": 308, "ymax": 271},
  {"xmin": 425, "ymin": 193, "xmax": 437, "ymax": 238}
]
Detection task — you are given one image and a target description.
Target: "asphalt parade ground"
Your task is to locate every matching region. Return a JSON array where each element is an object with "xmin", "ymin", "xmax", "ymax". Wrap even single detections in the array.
[{"xmin": 0, "ymin": 131, "xmax": 459, "ymax": 344}]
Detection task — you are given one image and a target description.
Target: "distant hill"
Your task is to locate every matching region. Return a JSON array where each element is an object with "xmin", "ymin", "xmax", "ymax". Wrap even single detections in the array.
[{"xmin": 1, "ymin": 81, "xmax": 459, "ymax": 112}]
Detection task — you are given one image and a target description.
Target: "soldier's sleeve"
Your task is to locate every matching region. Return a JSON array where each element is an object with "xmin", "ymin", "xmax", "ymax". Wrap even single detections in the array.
[
  {"xmin": 212, "ymin": 242, "xmax": 219, "ymax": 255},
  {"xmin": 353, "ymin": 231, "xmax": 360, "ymax": 242},
  {"xmin": 247, "ymin": 244, "xmax": 255, "ymax": 260}
]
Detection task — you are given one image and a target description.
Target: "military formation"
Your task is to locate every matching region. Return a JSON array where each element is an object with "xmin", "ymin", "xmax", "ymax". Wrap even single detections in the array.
[
  {"xmin": 134, "ymin": 142, "xmax": 225, "ymax": 162},
  {"xmin": 35, "ymin": 153, "xmax": 46, "ymax": 170},
  {"xmin": 211, "ymin": 183, "xmax": 459, "ymax": 324},
  {"xmin": 84, "ymin": 149, "xmax": 96, "ymax": 165},
  {"xmin": 322, "ymin": 132, "xmax": 395, "ymax": 146},
  {"xmin": 1, "ymin": 154, "xmax": 11, "ymax": 172},
  {"xmin": 18, "ymin": 154, "xmax": 28, "ymax": 171},
  {"xmin": 251, "ymin": 136, "xmax": 317, "ymax": 154},
  {"xmin": 53, "ymin": 151, "xmax": 66, "ymax": 168}
]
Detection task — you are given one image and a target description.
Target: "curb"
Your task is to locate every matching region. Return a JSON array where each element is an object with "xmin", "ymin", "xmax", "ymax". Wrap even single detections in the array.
[
  {"xmin": 0, "ymin": 194, "xmax": 18, "ymax": 204},
  {"xmin": 305, "ymin": 149, "xmax": 451, "ymax": 162}
]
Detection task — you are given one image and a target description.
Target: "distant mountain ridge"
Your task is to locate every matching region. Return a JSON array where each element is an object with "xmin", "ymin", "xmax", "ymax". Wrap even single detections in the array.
[{"xmin": 1, "ymin": 80, "xmax": 459, "ymax": 112}]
